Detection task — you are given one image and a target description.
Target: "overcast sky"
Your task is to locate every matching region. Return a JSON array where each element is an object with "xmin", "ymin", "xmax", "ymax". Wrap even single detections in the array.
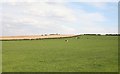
[{"xmin": 0, "ymin": 0, "xmax": 118, "ymax": 36}]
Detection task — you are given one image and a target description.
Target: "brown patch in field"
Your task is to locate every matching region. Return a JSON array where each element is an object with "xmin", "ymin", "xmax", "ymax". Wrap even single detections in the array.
[{"xmin": 0, "ymin": 34, "xmax": 77, "ymax": 40}]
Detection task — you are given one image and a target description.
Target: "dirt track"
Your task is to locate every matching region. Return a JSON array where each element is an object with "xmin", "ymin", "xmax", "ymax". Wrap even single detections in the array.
[{"xmin": 0, "ymin": 34, "xmax": 78, "ymax": 40}]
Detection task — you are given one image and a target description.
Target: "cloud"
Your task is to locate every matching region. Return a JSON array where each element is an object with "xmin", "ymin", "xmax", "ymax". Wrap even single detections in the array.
[
  {"xmin": 0, "ymin": 0, "xmax": 119, "ymax": 3},
  {"xmin": 86, "ymin": 2, "xmax": 108, "ymax": 8},
  {"xmin": 1, "ymin": 2, "xmax": 78, "ymax": 35},
  {"xmin": 1, "ymin": 2, "xmax": 117, "ymax": 36}
]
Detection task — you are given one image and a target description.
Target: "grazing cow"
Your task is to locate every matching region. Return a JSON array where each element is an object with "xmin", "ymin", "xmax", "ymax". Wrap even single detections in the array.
[
  {"xmin": 65, "ymin": 40, "xmax": 68, "ymax": 42},
  {"xmin": 76, "ymin": 37, "xmax": 79, "ymax": 39}
]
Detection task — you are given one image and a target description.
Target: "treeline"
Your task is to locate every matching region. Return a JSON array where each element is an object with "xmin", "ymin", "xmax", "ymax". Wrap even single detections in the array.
[
  {"xmin": 83, "ymin": 34, "xmax": 120, "ymax": 36},
  {"xmin": 105, "ymin": 34, "xmax": 120, "ymax": 36},
  {"xmin": 83, "ymin": 34, "xmax": 101, "ymax": 36}
]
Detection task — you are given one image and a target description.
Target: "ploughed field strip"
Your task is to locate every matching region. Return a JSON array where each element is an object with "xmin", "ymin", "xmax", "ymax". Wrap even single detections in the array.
[
  {"xmin": 2, "ymin": 36, "xmax": 118, "ymax": 72},
  {"xmin": 0, "ymin": 34, "xmax": 77, "ymax": 40}
]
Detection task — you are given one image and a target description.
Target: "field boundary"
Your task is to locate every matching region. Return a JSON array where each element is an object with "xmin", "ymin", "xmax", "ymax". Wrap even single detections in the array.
[{"xmin": 0, "ymin": 35, "xmax": 80, "ymax": 41}]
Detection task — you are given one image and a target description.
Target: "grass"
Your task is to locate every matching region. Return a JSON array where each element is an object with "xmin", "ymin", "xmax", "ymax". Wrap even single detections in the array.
[
  {"xmin": 2, "ymin": 36, "xmax": 118, "ymax": 72},
  {"xmin": 0, "ymin": 41, "xmax": 2, "ymax": 73}
]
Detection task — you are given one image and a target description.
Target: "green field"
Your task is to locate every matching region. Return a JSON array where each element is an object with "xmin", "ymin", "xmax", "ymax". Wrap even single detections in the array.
[{"xmin": 2, "ymin": 36, "xmax": 118, "ymax": 72}]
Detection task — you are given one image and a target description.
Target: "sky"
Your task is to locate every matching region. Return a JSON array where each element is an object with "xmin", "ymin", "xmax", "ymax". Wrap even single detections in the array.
[{"xmin": 0, "ymin": 0, "xmax": 118, "ymax": 36}]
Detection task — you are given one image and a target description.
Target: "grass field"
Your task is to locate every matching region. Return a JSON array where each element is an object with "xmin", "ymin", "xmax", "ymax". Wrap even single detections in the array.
[{"xmin": 2, "ymin": 36, "xmax": 118, "ymax": 72}]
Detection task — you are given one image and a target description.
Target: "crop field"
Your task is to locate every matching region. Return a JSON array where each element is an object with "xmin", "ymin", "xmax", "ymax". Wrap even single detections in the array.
[{"xmin": 2, "ymin": 36, "xmax": 118, "ymax": 72}]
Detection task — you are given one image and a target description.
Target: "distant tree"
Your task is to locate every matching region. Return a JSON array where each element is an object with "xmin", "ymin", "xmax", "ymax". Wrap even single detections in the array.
[
  {"xmin": 97, "ymin": 34, "xmax": 101, "ymax": 36},
  {"xmin": 45, "ymin": 34, "xmax": 47, "ymax": 36}
]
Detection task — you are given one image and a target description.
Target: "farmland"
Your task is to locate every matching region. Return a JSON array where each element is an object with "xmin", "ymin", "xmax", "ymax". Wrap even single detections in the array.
[{"xmin": 2, "ymin": 35, "xmax": 118, "ymax": 72}]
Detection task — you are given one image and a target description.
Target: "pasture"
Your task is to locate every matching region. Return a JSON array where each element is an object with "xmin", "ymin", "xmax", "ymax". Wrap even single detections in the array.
[{"xmin": 2, "ymin": 36, "xmax": 118, "ymax": 72}]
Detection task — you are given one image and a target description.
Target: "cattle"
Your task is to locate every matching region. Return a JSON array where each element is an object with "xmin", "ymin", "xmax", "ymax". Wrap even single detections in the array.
[
  {"xmin": 76, "ymin": 37, "xmax": 80, "ymax": 39},
  {"xmin": 65, "ymin": 40, "xmax": 68, "ymax": 42}
]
